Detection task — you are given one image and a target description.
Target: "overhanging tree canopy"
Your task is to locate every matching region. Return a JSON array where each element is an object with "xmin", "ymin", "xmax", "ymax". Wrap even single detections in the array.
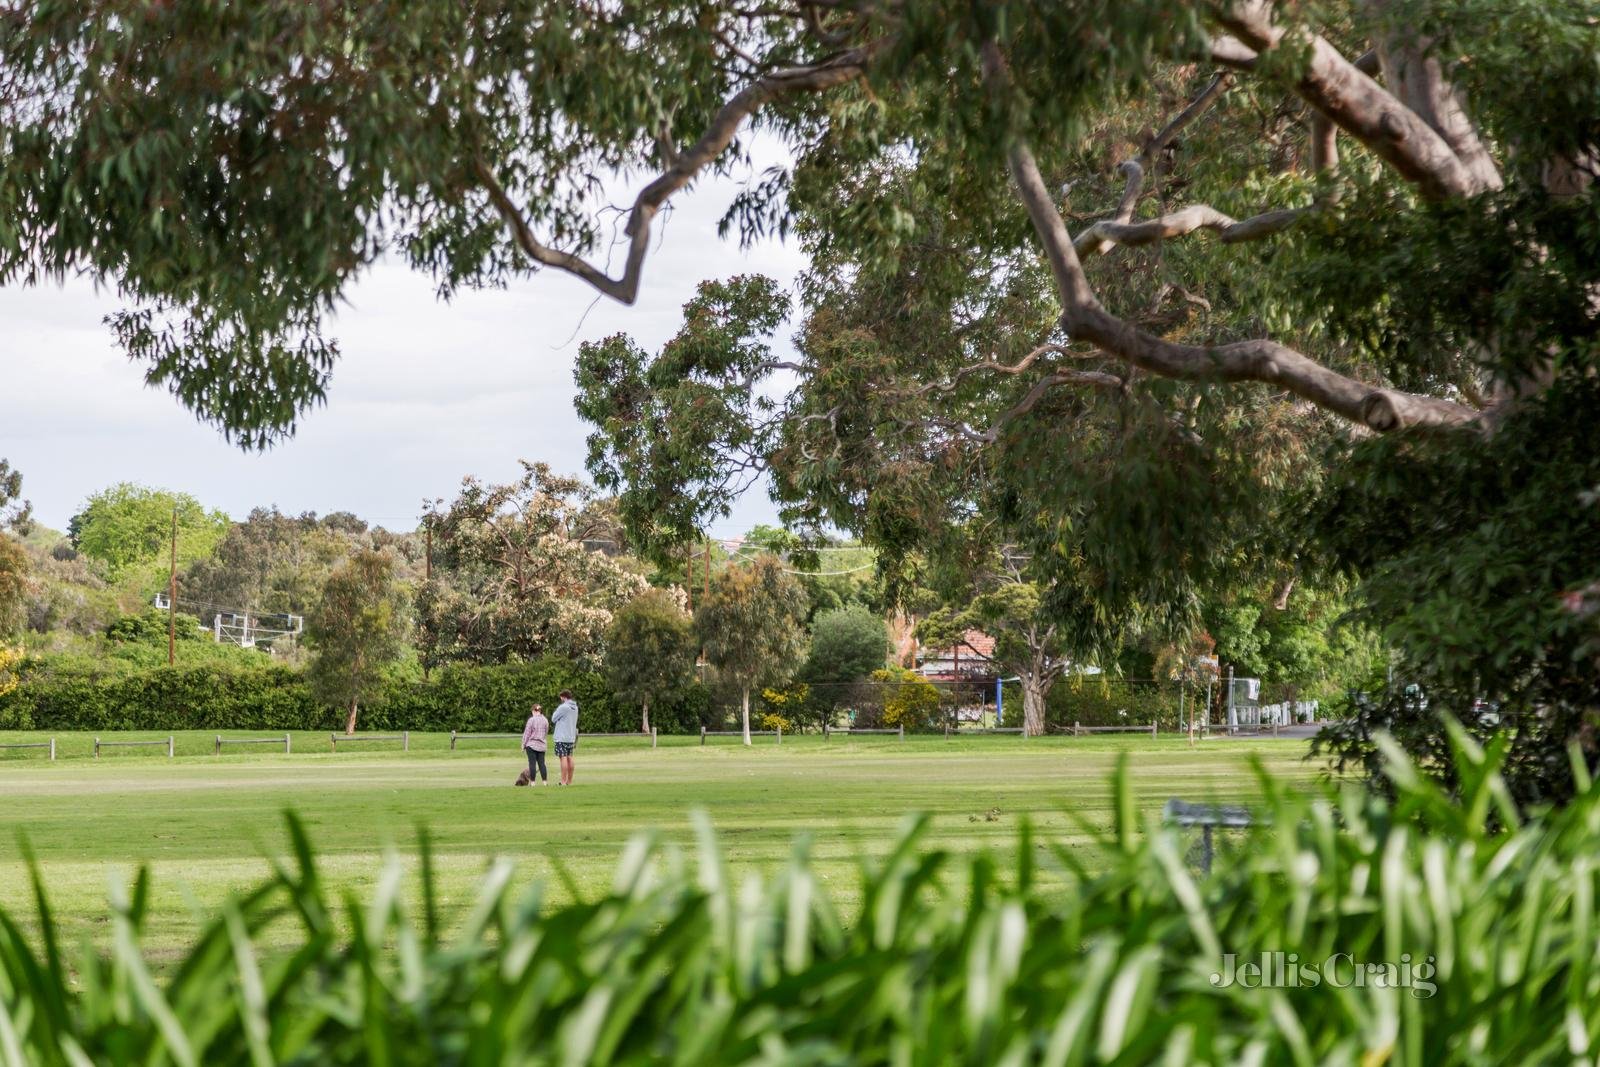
[{"xmin": 6, "ymin": 2, "xmax": 1591, "ymax": 441}]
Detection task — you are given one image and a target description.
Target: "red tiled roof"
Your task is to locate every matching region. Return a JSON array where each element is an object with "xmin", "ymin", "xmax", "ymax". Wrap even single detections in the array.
[{"xmin": 923, "ymin": 629, "xmax": 996, "ymax": 661}]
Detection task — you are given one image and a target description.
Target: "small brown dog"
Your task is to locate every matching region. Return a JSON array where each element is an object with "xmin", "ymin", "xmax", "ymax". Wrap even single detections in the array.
[{"xmin": 514, "ymin": 770, "xmax": 532, "ymax": 787}]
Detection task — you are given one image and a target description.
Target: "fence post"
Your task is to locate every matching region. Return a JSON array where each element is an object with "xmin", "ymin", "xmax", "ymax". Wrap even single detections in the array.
[
  {"xmin": 1073, "ymin": 721, "xmax": 1080, "ymax": 737},
  {"xmin": 215, "ymin": 734, "xmax": 222, "ymax": 756},
  {"xmin": 330, "ymin": 733, "xmax": 337, "ymax": 752},
  {"xmin": 651, "ymin": 727, "xmax": 658, "ymax": 749},
  {"xmin": 776, "ymin": 725, "xmax": 782, "ymax": 745},
  {"xmin": 167, "ymin": 735, "xmax": 174, "ymax": 758},
  {"xmin": 450, "ymin": 729, "xmax": 457, "ymax": 751},
  {"xmin": 1151, "ymin": 720, "xmax": 1157, "ymax": 739},
  {"xmin": 701, "ymin": 726, "xmax": 707, "ymax": 747},
  {"xmin": 94, "ymin": 737, "xmax": 100, "ymax": 759},
  {"xmin": 404, "ymin": 730, "xmax": 410, "ymax": 752},
  {"xmin": 285, "ymin": 732, "xmax": 292, "ymax": 755},
  {"xmin": 49, "ymin": 737, "xmax": 55, "ymax": 761},
  {"xmin": 898, "ymin": 723, "xmax": 905, "ymax": 742}
]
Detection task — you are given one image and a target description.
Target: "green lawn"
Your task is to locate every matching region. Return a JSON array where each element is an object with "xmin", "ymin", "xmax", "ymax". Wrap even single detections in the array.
[{"xmin": 0, "ymin": 729, "xmax": 1327, "ymax": 963}]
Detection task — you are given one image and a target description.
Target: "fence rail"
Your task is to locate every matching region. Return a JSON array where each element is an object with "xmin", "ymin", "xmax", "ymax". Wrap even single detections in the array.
[
  {"xmin": 702, "ymin": 727, "xmax": 781, "ymax": 745},
  {"xmin": 1068, "ymin": 721, "xmax": 1159, "ymax": 737},
  {"xmin": 0, "ymin": 738, "xmax": 55, "ymax": 760},
  {"xmin": 95, "ymin": 736, "xmax": 173, "ymax": 758},
  {"xmin": 1207, "ymin": 723, "xmax": 1285, "ymax": 737},
  {"xmin": 331, "ymin": 732, "xmax": 409, "ymax": 751},
  {"xmin": 940, "ymin": 725, "xmax": 1026, "ymax": 737},
  {"xmin": 580, "ymin": 730, "xmax": 658, "ymax": 747},
  {"xmin": 215, "ymin": 733, "xmax": 291, "ymax": 755},
  {"xmin": 449, "ymin": 729, "xmax": 659, "ymax": 749},
  {"xmin": 824, "ymin": 724, "xmax": 903, "ymax": 740},
  {"xmin": 449, "ymin": 731, "xmax": 520, "ymax": 750}
]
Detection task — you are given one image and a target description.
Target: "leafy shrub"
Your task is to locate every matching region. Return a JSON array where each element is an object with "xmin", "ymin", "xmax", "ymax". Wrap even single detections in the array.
[
  {"xmin": 0, "ymin": 644, "xmax": 19, "ymax": 700},
  {"xmin": 0, "ymin": 727, "xmax": 1595, "ymax": 1063},
  {"xmin": 866, "ymin": 666, "xmax": 940, "ymax": 730},
  {"xmin": 1045, "ymin": 677, "xmax": 1180, "ymax": 730},
  {"xmin": 758, "ymin": 681, "xmax": 809, "ymax": 731},
  {"xmin": 105, "ymin": 609, "xmax": 208, "ymax": 645}
]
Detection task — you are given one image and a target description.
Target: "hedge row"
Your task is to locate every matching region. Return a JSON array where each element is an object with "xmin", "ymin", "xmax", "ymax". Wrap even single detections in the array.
[
  {"xmin": 1041, "ymin": 678, "xmax": 1187, "ymax": 730},
  {"xmin": 0, "ymin": 655, "xmax": 711, "ymax": 734}
]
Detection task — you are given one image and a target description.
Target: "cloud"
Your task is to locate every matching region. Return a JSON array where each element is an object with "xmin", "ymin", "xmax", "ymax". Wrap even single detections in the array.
[{"xmin": 0, "ymin": 148, "xmax": 808, "ymax": 536}]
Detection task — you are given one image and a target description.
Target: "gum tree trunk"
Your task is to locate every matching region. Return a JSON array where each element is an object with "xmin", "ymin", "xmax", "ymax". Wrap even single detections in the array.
[
  {"xmin": 1021, "ymin": 676, "xmax": 1048, "ymax": 738},
  {"xmin": 345, "ymin": 698, "xmax": 359, "ymax": 735},
  {"xmin": 741, "ymin": 686, "xmax": 752, "ymax": 746},
  {"xmin": 642, "ymin": 696, "xmax": 651, "ymax": 735}
]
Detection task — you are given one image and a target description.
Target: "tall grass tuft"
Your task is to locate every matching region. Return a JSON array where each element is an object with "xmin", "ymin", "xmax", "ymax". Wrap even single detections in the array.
[{"xmin": 2, "ymin": 725, "xmax": 1599, "ymax": 1064}]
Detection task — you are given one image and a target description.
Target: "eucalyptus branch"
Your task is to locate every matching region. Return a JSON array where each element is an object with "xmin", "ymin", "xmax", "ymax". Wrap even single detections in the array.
[
  {"xmin": 1075, "ymin": 198, "xmax": 1308, "ymax": 258},
  {"xmin": 1208, "ymin": 35, "xmax": 1259, "ymax": 71},
  {"xmin": 991, "ymin": 73, "xmax": 1477, "ymax": 434},
  {"xmin": 1142, "ymin": 71, "xmax": 1234, "ymax": 169},
  {"xmin": 477, "ymin": 43, "xmax": 881, "ymax": 305},
  {"xmin": 911, "ymin": 343, "xmax": 1076, "ymax": 398},
  {"xmin": 1215, "ymin": 3, "xmax": 1499, "ymax": 199},
  {"xmin": 1310, "ymin": 51, "xmax": 1379, "ymax": 174},
  {"xmin": 961, "ymin": 370, "xmax": 1125, "ymax": 444}
]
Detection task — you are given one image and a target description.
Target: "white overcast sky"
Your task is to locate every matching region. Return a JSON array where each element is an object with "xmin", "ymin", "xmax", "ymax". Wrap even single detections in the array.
[{"xmin": 2, "ymin": 154, "xmax": 805, "ymax": 536}]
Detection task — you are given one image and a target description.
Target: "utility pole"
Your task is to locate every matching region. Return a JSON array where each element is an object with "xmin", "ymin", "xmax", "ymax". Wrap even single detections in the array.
[
  {"xmin": 422, "ymin": 512, "xmax": 434, "ymax": 681},
  {"xmin": 167, "ymin": 508, "xmax": 178, "ymax": 666}
]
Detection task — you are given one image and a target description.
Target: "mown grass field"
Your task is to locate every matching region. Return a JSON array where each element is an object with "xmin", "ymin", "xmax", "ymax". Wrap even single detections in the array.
[{"xmin": 0, "ymin": 729, "xmax": 1327, "ymax": 964}]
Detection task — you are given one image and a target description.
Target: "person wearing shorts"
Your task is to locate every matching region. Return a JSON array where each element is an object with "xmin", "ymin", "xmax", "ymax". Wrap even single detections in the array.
[
  {"xmin": 551, "ymin": 690, "xmax": 579, "ymax": 785},
  {"xmin": 521, "ymin": 703, "xmax": 549, "ymax": 784}
]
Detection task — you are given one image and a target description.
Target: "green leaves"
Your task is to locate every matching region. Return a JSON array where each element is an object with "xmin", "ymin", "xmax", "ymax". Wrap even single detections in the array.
[
  {"xmin": 306, "ymin": 548, "xmax": 409, "ymax": 731},
  {"xmin": 2, "ymin": 743, "xmax": 1599, "ymax": 1063},
  {"xmin": 68, "ymin": 483, "xmax": 229, "ymax": 588},
  {"xmin": 603, "ymin": 588, "xmax": 697, "ymax": 731},
  {"xmin": 417, "ymin": 463, "xmax": 647, "ymax": 670},
  {"xmin": 575, "ymin": 276, "xmax": 793, "ymax": 560},
  {"xmin": 1312, "ymin": 372, "xmax": 1600, "ymax": 808},
  {"xmin": 695, "ymin": 554, "xmax": 808, "ymax": 694}
]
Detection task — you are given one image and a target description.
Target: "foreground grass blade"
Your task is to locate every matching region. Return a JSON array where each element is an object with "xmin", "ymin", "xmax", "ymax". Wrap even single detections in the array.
[{"xmin": 2, "ymin": 730, "xmax": 1598, "ymax": 1064}]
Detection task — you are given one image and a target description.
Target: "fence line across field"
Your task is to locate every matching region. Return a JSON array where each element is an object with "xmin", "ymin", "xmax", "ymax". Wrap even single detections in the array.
[
  {"xmin": 1068, "ymin": 721, "xmax": 1159, "ymax": 737},
  {"xmin": 702, "ymin": 726, "xmax": 781, "ymax": 745},
  {"xmin": 0, "ymin": 738, "xmax": 55, "ymax": 760},
  {"xmin": 449, "ymin": 729, "xmax": 658, "ymax": 749},
  {"xmin": 95, "ymin": 735, "xmax": 174, "ymax": 758},
  {"xmin": 938, "ymin": 724, "xmax": 1026, "ymax": 737},
  {"xmin": 1203, "ymin": 722, "xmax": 1284, "ymax": 737},
  {"xmin": 331, "ymin": 732, "xmax": 409, "ymax": 751},
  {"xmin": 824, "ymin": 724, "xmax": 903, "ymax": 740},
  {"xmin": 215, "ymin": 733, "xmax": 292, "ymax": 755},
  {"xmin": 580, "ymin": 730, "xmax": 658, "ymax": 747},
  {"xmin": 450, "ymin": 731, "xmax": 521, "ymax": 749}
]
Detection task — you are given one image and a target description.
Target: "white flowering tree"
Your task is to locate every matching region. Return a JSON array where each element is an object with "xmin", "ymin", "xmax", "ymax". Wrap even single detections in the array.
[{"xmin": 417, "ymin": 463, "xmax": 648, "ymax": 669}]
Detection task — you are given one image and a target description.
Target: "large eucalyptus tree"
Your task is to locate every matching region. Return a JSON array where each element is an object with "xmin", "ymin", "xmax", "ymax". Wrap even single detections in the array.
[{"xmin": 4, "ymin": 1, "xmax": 1596, "ymax": 797}]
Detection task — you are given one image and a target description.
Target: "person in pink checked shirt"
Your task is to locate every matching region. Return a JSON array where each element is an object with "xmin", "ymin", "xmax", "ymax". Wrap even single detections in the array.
[{"xmin": 521, "ymin": 703, "xmax": 550, "ymax": 785}]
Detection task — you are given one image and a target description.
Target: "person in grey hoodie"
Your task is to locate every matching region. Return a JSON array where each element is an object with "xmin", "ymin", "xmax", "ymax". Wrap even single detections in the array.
[{"xmin": 551, "ymin": 690, "xmax": 579, "ymax": 785}]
